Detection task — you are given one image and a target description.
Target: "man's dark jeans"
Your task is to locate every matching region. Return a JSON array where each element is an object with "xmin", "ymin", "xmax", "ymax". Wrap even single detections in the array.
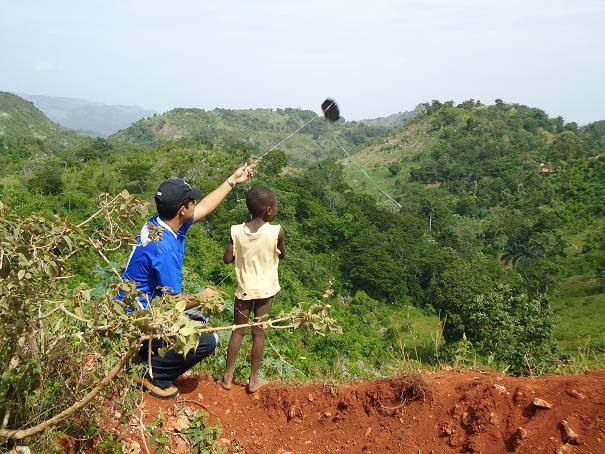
[{"xmin": 138, "ymin": 334, "xmax": 217, "ymax": 389}]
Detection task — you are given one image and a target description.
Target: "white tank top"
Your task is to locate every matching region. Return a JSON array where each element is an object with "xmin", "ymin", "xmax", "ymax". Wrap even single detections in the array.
[{"xmin": 231, "ymin": 222, "xmax": 281, "ymax": 300}]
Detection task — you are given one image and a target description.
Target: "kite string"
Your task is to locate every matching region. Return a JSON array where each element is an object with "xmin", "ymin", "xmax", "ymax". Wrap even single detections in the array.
[
  {"xmin": 332, "ymin": 134, "xmax": 402, "ymax": 209},
  {"xmin": 258, "ymin": 101, "xmax": 334, "ymax": 161},
  {"xmin": 259, "ymin": 115, "xmax": 320, "ymax": 160}
]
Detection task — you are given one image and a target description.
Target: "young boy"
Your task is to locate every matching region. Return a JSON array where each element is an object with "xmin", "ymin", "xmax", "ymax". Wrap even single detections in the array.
[{"xmin": 220, "ymin": 186, "xmax": 286, "ymax": 393}]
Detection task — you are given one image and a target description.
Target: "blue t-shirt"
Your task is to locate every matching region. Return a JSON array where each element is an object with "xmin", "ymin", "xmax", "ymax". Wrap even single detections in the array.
[{"xmin": 122, "ymin": 215, "xmax": 193, "ymax": 308}]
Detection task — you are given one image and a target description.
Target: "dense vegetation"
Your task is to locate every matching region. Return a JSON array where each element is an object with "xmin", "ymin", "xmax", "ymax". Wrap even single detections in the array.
[
  {"xmin": 343, "ymin": 100, "xmax": 605, "ymax": 357},
  {"xmin": 1, "ymin": 94, "xmax": 604, "ymax": 449}
]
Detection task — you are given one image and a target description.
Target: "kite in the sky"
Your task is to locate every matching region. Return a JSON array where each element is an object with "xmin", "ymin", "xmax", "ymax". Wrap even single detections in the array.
[{"xmin": 321, "ymin": 98, "xmax": 340, "ymax": 122}]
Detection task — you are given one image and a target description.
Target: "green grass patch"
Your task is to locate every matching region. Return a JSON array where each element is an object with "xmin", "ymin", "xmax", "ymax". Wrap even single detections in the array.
[{"xmin": 553, "ymin": 275, "xmax": 605, "ymax": 353}]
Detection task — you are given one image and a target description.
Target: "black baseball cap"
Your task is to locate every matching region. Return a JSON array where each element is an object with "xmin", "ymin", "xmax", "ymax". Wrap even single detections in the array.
[{"xmin": 154, "ymin": 178, "xmax": 203, "ymax": 210}]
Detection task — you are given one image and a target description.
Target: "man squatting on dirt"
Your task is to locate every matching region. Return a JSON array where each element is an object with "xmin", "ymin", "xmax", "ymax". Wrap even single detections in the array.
[{"xmin": 121, "ymin": 164, "xmax": 254, "ymax": 399}]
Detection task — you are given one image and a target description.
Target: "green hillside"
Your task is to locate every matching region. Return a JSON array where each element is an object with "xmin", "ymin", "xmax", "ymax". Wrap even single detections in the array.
[
  {"xmin": 0, "ymin": 91, "xmax": 63, "ymax": 138},
  {"xmin": 3, "ymin": 97, "xmax": 605, "ymax": 449},
  {"xmin": 110, "ymin": 107, "xmax": 389, "ymax": 166},
  {"xmin": 0, "ymin": 91, "xmax": 86, "ymax": 144},
  {"xmin": 0, "ymin": 92, "xmax": 94, "ymax": 181},
  {"xmin": 342, "ymin": 99, "xmax": 605, "ymax": 354}
]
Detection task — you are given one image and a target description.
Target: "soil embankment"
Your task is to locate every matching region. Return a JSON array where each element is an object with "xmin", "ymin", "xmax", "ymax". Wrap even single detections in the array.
[{"xmin": 117, "ymin": 369, "xmax": 605, "ymax": 453}]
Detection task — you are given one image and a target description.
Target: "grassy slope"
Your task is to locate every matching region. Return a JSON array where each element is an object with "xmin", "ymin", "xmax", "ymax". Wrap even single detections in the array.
[
  {"xmin": 109, "ymin": 107, "xmax": 389, "ymax": 166},
  {"xmin": 0, "ymin": 91, "xmax": 89, "ymax": 148},
  {"xmin": 553, "ymin": 218, "xmax": 605, "ymax": 353},
  {"xmin": 340, "ymin": 119, "xmax": 436, "ymax": 205},
  {"xmin": 553, "ymin": 276, "xmax": 605, "ymax": 352},
  {"xmin": 0, "ymin": 91, "xmax": 61, "ymax": 138}
]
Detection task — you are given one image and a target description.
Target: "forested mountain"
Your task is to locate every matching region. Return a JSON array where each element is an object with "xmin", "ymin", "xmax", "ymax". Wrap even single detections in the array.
[
  {"xmin": 109, "ymin": 107, "xmax": 390, "ymax": 166},
  {"xmin": 342, "ymin": 99, "xmax": 605, "ymax": 354},
  {"xmin": 360, "ymin": 104, "xmax": 424, "ymax": 128},
  {"xmin": 18, "ymin": 93, "xmax": 157, "ymax": 137}
]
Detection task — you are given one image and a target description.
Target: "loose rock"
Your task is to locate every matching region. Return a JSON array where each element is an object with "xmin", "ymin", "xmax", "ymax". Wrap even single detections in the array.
[
  {"xmin": 557, "ymin": 443, "xmax": 572, "ymax": 454},
  {"xmin": 167, "ymin": 415, "xmax": 190, "ymax": 433},
  {"xmin": 489, "ymin": 412, "xmax": 499, "ymax": 425},
  {"xmin": 8, "ymin": 448, "xmax": 31, "ymax": 454},
  {"xmin": 461, "ymin": 411, "xmax": 471, "ymax": 426},
  {"xmin": 560, "ymin": 420, "xmax": 580, "ymax": 444},
  {"xmin": 531, "ymin": 398, "xmax": 552, "ymax": 409},
  {"xmin": 121, "ymin": 441, "xmax": 141, "ymax": 454},
  {"xmin": 494, "ymin": 384, "xmax": 508, "ymax": 394},
  {"xmin": 566, "ymin": 389, "xmax": 584, "ymax": 400},
  {"xmin": 512, "ymin": 426, "xmax": 528, "ymax": 448}
]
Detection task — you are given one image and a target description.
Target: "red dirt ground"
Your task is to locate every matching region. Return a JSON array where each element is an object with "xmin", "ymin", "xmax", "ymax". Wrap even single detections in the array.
[{"xmin": 116, "ymin": 369, "xmax": 605, "ymax": 453}]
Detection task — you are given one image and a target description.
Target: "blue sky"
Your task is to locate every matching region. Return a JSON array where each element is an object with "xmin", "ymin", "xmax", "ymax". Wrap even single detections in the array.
[{"xmin": 1, "ymin": 0, "xmax": 604, "ymax": 124}]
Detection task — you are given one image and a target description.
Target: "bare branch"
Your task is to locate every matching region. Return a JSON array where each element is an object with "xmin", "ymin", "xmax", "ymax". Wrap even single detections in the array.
[
  {"xmin": 139, "ymin": 409, "xmax": 151, "ymax": 454},
  {"xmin": 76, "ymin": 193, "xmax": 122, "ymax": 228},
  {"xmin": 0, "ymin": 344, "xmax": 141, "ymax": 440},
  {"xmin": 37, "ymin": 306, "xmax": 61, "ymax": 320},
  {"xmin": 59, "ymin": 304, "xmax": 91, "ymax": 324},
  {"xmin": 88, "ymin": 236, "xmax": 121, "ymax": 280}
]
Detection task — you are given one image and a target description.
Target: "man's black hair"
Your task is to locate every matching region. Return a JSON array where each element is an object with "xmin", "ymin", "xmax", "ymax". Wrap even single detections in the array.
[
  {"xmin": 156, "ymin": 198, "xmax": 194, "ymax": 221},
  {"xmin": 246, "ymin": 186, "xmax": 276, "ymax": 217},
  {"xmin": 154, "ymin": 178, "xmax": 202, "ymax": 221}
]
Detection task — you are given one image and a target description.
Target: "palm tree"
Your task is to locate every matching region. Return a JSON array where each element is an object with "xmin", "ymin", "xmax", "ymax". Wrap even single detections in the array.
[
  {"xmin": 421, "ymin": 199, "xmax": 437, "ymax": 230},
  {"xmin": 502, "ymin": 242, "xmax": 533, "ymax": 268}
]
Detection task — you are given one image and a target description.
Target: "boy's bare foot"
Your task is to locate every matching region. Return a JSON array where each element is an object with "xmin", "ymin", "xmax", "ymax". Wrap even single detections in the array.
[
  {"xmin": 248, "ymin": 377, "xmax": 269, "ymax": 393},
  {"xmin": 218, "ymin": 375, "xmax": 232, "ymax": 390}
]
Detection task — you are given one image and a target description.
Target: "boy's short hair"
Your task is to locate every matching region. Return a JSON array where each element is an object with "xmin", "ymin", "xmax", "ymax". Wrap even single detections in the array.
[{"xmin": 246, "ymin": 186, "xmax": 276, "ymax": 217}]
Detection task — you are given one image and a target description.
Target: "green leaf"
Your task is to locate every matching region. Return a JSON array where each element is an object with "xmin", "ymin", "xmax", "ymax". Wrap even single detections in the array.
[
  {"xmin": 175, "ymin": 300, "xmax": 186, "ymax": 312},
  {"xmin": 179, "ymin": 326, "xmax": 195, "ymax": 336},
  {"xmin": 63, "ymin": 235, "xmax": 73, "ymax": 250},
  {"xmin": 17, "ymin": 269, "xmax": 25, "ymax": 280}
]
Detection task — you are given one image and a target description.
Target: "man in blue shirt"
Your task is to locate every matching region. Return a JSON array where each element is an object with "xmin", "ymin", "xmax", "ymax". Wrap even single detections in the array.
[{"xmin": 124, "ymin": 163, "xmax": 253, "ymax": 399}]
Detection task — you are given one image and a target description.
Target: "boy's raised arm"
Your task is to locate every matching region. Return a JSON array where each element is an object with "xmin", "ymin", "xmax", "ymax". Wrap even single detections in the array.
[
  {"xmin": 277, "ymin": 226, "xmax": 286, "ymax": 260},
  {"xmin": 223, "ymin": 238, "xmax": 235, "ymax": 264}
]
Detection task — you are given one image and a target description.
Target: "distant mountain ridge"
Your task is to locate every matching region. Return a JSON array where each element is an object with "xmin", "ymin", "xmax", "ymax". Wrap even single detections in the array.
[
  {"xmin": 18, "ymin": 93, "xmax": 157, "ymax": 137},
  {"xmin": 361, "ymin": 104, "xmax": 425, "ymax": 129}
]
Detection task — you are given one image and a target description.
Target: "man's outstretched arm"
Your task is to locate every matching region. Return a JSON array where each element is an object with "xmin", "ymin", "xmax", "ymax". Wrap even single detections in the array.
[{"xmin": 193, "ymin": 163, "xmax": 254, "ymax": 223}]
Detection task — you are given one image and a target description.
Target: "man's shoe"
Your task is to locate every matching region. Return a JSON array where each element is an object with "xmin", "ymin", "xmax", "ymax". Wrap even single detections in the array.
[{"xmin": 137, "ymin": 376, "xmax": 179, "ymax": 400}]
